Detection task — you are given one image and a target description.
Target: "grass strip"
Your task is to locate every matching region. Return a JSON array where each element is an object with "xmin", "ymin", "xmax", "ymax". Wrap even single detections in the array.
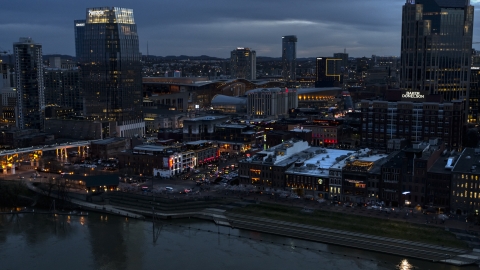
[{"xmin": 230, "ymin": 203, "xmax": 468, "ymax": 249}]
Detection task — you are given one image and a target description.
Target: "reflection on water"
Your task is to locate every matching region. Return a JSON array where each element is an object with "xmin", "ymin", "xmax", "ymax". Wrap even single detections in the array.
[
  {"xmin": 397, "ymin": 259, "xmax": 413, "ymax": 270},
  {"xmin": 0, "ymin": 213, "xmax": 477, "ymax": 270}
]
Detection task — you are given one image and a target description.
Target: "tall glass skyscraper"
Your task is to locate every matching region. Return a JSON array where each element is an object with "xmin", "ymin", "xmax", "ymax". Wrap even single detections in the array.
[
  {"xmin": 230, "ymin": 47, "xmax": 256, "ymax": 80},
  {"xmin": 77, "ymin": 7, "xmax": 142, "ymax": 122},
  {"xmin": 282, "ymin": 35, "xmax": 297, "ymax": 82},
  {"xmin": 13, "ymin": 38, "xmax": 45, "ymax": 130},
  {"xmin": 74, "ymin": 19, "xmax": 86, "ymax": 62},
  {"xmin": 400, "ymin": 0, "xmax": 474, "ymax": 102}
]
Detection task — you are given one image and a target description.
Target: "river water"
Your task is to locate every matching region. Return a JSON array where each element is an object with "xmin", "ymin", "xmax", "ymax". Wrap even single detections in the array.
[{"xmin": 0, "ymin": 212, "xmax": 477, "ymax": 270}]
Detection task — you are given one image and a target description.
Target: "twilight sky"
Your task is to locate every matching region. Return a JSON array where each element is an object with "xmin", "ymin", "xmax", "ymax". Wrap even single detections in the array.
[{"xmin": 1, "ymin": 0, "xmax": 480, "ymax": 58}]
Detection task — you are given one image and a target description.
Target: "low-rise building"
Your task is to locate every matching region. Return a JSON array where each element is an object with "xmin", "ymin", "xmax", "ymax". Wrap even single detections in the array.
[
  {"xmin": 90, "ymin": 137, "xmax": 130, "ymax": 160},
  {"xmin": 285, "ymin": 148, "xmax": 351, "ymax": 199},
  {"xmin": 451, "ymin": 148, "xmax": 480, "ymax": 215},
  {"xmin": 184, "ymin": 140, "xmax": 219, "ymax": 166},
  {"xmin": 183, "ymin": 115, "xmax": 229, "ymax": 142},
  {"xmin": 238, "ymin": 140, "xmax": 310, "ymax": 189},
  {"xmin": 342, "ymin": 149, "xmax": 387, "ymax": 204}
]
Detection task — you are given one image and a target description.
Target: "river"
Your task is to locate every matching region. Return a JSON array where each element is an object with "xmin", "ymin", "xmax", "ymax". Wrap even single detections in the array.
[{"xmin": 0, "ymin": 212, "xmax": 477, "ymax": 270}]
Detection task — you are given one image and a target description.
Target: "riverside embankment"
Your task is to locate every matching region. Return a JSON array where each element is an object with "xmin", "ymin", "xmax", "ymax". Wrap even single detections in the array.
[{"xmin": 22, "ymin": 184, "xmax": 480, "ymax": 266}]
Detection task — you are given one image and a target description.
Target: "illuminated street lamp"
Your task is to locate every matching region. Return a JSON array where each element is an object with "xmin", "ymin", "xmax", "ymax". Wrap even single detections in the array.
[{"xmin": 402, "ymin": 191, "xmax": 411, "ymax": 207}]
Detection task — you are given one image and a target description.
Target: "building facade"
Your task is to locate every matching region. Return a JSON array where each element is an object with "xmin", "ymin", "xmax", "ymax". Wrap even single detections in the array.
[
  {"xmin": 315, "ymin": 57, "xmax": 343, "ymax": 88},
  {"xmin": 360, "ymin": 100, "xmax": 464, "ymax": 150},
  {"xmin": 77, "ymin": 7, "xmax": 142, "ymax": 122},
  {"xmin": 239, "ymin": 140, "xmax": 310, "ymax": 189},
  {"xmin": 246, "ymin": 88, "xmax": 298, "ymax": 118},
  {"xmin": 44, "ymin": 68, "xmax": 82, "ymax": 113},
  {"xmin": 282, "ymin": 35, "xmax": 297, "ymax": 82},
  {"xmin": 13, "ymin": 38, "xmax": 45, "ymax": 131},
  {"xmin": 74, "ymin": 20, "xmax": 86, "ymax": 62},
  {"xmin": 182, "ymin": 115, "xmax": 229, "ymax": 142},
  {"xmin": 400, "ymin": 0, "xmax": 474, "ymax": 102},
  {"xmin": 230, "ymin": 47, "xmax": 256, "ymax": 80}
]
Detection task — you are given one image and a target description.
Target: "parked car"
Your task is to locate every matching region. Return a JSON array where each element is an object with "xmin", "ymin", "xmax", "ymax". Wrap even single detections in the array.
[{"xmin": 165, "ymin": 187, "xmax": 173, "ymax": 191}]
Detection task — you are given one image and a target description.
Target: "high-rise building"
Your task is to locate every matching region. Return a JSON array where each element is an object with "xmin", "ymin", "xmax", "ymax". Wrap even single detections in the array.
[
  {"xmin": 77, "ymin": 7, "xmax": 142, "ymax": 122},
  {"xmin": 230, "ymin": 47, "xmax": 256, "ymax": 80},
  {"xmin": 360, "ymin": 99, "xmax": 464, "ymax": 150},
  {"xmin": 315, "ymin": 57, "xmax": 343, "ymax": 88},
  {"xmin": 74, "ymin": 20, "xmax": 86, "ymax": 62},
  {"xmin": 282, "ymin": 35, "xmax": 297, "ymax": 82},
  {"xmin": 44, "ymin": 68, "xmax": 82, "ymax": 112},
  {"xmin": 246, "ymin": 88, "xmax": 298, "ymax": 117},
  {"xmin": 13, "ymin": 38, "xmax": 45, "ymax": 130},
  {"xmin": 400, "ymin": 0, "xmax": 474, "ymax": 103},
  {"xmin": 333, "ymin": 52, "xmax": 349, "ymax": 69}
]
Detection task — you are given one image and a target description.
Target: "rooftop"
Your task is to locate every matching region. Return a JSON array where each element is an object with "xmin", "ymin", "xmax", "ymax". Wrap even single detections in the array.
[
  {"xmin": 452, "ymin": 148, "xmax": 480, "ymax": 174},
  {"xmin": 285, "ymin": 148, "xmax": 352, "ymax": 177},
  {"xmin": 297, "ymin": 87, "xmax": 343, "ymax": 95},
  {"xmin": 185, "ymin": 140, "xmax": 212, "ymax": 145},
  {"xmin": 216, "ymin": 124, "xmax": 248, "ymax": 129},
  {"xmin": 91, "ymin": 137, "xmax": 126, "ymax": 145},
  {"xmin": 184, "ymin": 115, "xmax": 228, "ymax": 122},
  {"xmin": 133, "ymin": 144, "xmax": 166, "ymax": 152},
  {"xmin": 211, "ymin": 95, "xmax": 247, "ymax": 105},
  {"xmin": 291, "ymin": 128, "xmax": 312, "ymax": 133}
]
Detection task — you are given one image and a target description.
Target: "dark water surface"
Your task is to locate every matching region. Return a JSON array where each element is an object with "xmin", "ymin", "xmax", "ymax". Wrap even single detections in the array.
[{"xmin": 0, "ymin": 212, "xmax": 477, "ymax": 270}]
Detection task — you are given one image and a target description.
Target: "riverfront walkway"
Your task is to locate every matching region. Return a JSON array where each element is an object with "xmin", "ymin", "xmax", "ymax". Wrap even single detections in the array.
[
  {"xmin": 224, "ymin": 212, "xmax": 476, "ymax": 265},
  {"xmin": 20, "ymin": 183, "xmax": 480, "ymax": 266},
  {"xmin": 24, "ymin": 181, "xmax": 144, "ymax": 219}
]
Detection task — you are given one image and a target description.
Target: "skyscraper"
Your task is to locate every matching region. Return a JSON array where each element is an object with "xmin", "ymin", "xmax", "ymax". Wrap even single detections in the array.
[
  {"xmin": 74, "ymin": 20, "xmax": 86, "ymax": 62},
  {"xmin": 282, "ymin": 35, "xmax": 297, "ymax": 82},
  {"xmin": 78, "ymin": 7, "xmax": 142, "ymax": 122},
  {"xmin": 333, "ymin": 52, "xmax": 349, "ymax": 69},
  {"xmin": 315, "ymin": 57, "xmax": 343, "ymax": 88},
  {"xmin": 13, "ymin": 38, "xmax": 45, "ymax": 130},
  {"xmin": 230, "ymin": 47, "xmax": 256, "ymax": 80},
  {"xmin": 400, "ymin": 0, "xmax": 474, "ymax": 102},
  {"xmin": 44, "ymin": 67, "xmax": 82, "ymax": 112}
]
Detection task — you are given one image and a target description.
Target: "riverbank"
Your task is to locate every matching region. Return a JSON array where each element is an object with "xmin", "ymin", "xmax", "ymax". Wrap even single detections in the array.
[
  {"xmin": 231, "ymin": 203, "xmax": 468, "ymax": 249},
  {"xmin": 17, "ymin": 184, "xmax": 480, "ymax": 265}
]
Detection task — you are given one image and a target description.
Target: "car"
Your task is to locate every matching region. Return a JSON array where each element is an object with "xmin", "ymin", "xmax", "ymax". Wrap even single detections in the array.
[
  {"xmin": 184, "ymin": 189, "xmax": 192, "ymax": 193},
  {"xmin": 194, "ymin": 170, "xmax": 200, "ymax": 173},
  {"xmin": 165, "ymin": 187, "xmax": 173, "ymax": 191}
]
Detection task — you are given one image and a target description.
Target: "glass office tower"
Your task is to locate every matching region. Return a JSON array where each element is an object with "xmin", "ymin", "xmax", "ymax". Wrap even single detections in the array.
[
  {"xmin": 78, "ymin": 7, "xmax": 142, "ymax": 122},
  {"xmin": 282, "ymin": 35, "xmax": 297, "ymax": 82},
  {"xmin": 230, "ymin": 47, "xmax": 256, "ymax": 80},
  {"xmin": 400, "ymin": 0, "xmax": 474, "ymax": 102},
  {"xmin": 74, "ymin": 20, "xmax": 86, "ymax": 63},
  {"xmin": 13, "ymin": 38, "xmax": 45, "ymax": 130}
]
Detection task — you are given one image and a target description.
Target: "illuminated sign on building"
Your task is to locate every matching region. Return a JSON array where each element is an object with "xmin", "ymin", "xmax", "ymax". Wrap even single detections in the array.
[
  {"xmin": 402, "ymin": 92, "xmax": 424, "ymax": 99},
  {"xmin": 75, "ymin": 23, "xmax": 85, "ymax": 27},
  {"xmin": 89, "ymin": 10, "xmax": 105, "ymax": 16}
]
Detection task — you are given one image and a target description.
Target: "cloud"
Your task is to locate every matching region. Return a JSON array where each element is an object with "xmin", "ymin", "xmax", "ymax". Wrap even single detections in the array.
[{"xmin": 0, "ymin": 0, "xmax": 479, "ymax": 57}]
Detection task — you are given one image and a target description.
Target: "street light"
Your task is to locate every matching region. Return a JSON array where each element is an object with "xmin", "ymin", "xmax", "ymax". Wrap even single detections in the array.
[{"xmin": 402, "ymin": 191, "xmax": 411, "ymax": 207}]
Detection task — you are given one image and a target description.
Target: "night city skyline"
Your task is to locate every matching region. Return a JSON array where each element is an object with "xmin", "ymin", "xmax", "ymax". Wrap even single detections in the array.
[{"xmin": 3, "ymin": 0, "xmax": 480, "ymax": 58}]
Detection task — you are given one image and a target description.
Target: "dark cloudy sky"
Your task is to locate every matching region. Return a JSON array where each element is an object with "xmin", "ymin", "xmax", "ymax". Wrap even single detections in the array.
[{"xmin": 1, "ymin": 0, "xmax": 480, "ymax": 58}]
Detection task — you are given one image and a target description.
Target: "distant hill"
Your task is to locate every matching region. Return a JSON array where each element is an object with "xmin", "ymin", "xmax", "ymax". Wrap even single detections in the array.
[
  {"xmin": 145, "ymin": 55, "xmax": 226, "ymax": 61},
  {"xmin": 43, "ymin": 54, "xmax": 75, "ymax": 61}
]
